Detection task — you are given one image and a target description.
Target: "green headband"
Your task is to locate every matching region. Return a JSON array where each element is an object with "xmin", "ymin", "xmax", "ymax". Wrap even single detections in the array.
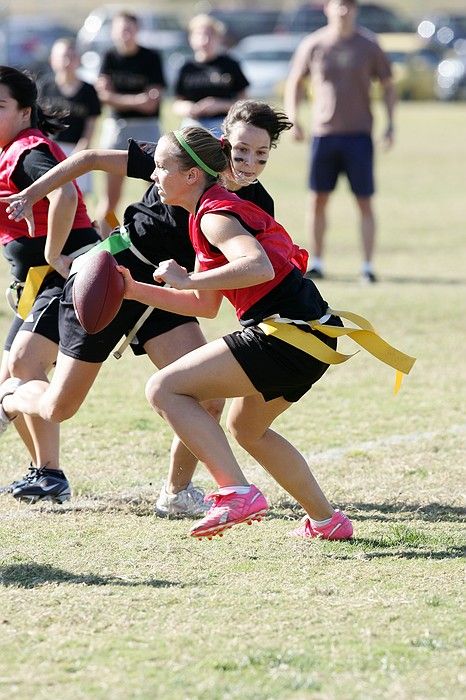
[{"xmin": 173, "ymin": 130, "xmax": 218, "ymax": 178}]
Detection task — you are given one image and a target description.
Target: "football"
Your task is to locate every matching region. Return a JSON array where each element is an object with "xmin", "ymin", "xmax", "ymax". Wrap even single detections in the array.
[{"xmin": 72, "ymin": 250, "xmax": 125, "ymax": 334}]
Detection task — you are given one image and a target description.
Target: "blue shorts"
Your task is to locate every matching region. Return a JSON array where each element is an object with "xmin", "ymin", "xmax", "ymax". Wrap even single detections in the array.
[{"xmin": 309, "ymin": 134, "xmax": 374, "ymax": 197}]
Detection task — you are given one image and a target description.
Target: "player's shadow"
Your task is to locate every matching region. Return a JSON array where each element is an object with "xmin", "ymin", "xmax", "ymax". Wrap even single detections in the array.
[
  {"xmin": 329, "ymin": 542, "xmax": 466, "ymax": 560},
  {"xmin": 325, "ymin": 273, "xmax": 465, "ymax": 286},
  {"xmin": 0, "ymin": 563, "xmax": 182, "ymax": 589},
  {"xmin": 341, "ymin": 501, "xmax": 466, "ymax": 523},
  {"xmin": 273, "ymin": 499, "xmax": 465, "ymax": 524}
]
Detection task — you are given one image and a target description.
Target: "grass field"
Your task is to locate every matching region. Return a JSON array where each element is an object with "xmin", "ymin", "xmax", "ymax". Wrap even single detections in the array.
[{"xmin": 0, "ymin": 101, "xmax": 465, "ymax": 700}]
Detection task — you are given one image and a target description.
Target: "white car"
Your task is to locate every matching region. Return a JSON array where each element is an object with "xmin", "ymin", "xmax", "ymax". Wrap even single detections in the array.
[
  {"xmin": 233, "ymin": 33, "xmax": 307, "ymax": 98},
  {"xmin": 76, "ymin": 4, "xmax": 189, "ymax": 89}
]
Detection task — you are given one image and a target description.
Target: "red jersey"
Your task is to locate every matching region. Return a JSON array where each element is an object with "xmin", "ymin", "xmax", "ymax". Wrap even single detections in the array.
[
  {"xmin": 0, "ymin": 128, "xmax": 92, "ymax": 246},
  {"xmin": 190, "ymin": 184, "xmax": 308, "ymax": 318}
]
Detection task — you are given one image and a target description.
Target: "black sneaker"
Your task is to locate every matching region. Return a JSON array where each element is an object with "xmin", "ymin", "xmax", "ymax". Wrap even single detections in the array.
[
  {"xmin": 0, "ymin": 464, "xmax": 39, "ymax": 495},
  {"xmin": 361, "ymin": 270, "xmax": 378, "ymax": 284},
  {"xmin": 305, "ymin": 267, "xmax": 324, "ymax": 280},
  {"xmin": 12, "ymin": 467, "xmax": 71, "ymax": 504}
]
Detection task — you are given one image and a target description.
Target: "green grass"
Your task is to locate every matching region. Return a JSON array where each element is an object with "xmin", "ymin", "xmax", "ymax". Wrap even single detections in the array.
[{"xmin": 0, "ymin": 102, "xmax": 465, "ymax": 699}]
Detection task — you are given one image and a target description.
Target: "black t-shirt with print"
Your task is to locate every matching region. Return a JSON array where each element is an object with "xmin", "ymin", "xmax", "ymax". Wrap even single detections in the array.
[
  {"xmin": 174, "ymin": 54, "xmax": 249, "ymax": 116},
  {"xmin": 100, "ymin": 46, "xmax": 166, "ymax": 119},
  {"xmin": 38, "ymin": 78, "xmax": 101, "ymax": 144}
]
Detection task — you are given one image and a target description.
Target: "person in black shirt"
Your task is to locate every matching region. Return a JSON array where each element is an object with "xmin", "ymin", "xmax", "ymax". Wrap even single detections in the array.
[
  {"xmin": 173, "ymin": 14, "xmax": 249, "ymax": 137},
  {"xmin": 95, "ymin": 11, "xmax": 166, "ymax": 235},
  {"xmin": 1, "ymin": 101, "xmax": 292, "ymax": 517},
  {"xmin": 38, "ymin": 37, "xmax": 101, "ymax": 195}
]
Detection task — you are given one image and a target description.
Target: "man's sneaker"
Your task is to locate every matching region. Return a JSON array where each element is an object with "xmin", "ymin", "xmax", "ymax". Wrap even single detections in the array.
[
  {"xmin": 190, "ymin": 484, "xmax": 268, "ymax": 539},
  {"xmin": 361, "ymin": 270, "xmax": 378, "ymax": 284},
  {"xmin": 0, "ymin": 377, "xmax": 21, "ymax": 435},
  {"xmin": 290, "ymin": 510, "xmax": 353, "ymax": 540},
  {"xmin": 12, "ymin": 467, "xmax": 71, "ymax": 504},
  {"xmin": 0, "ymin": 464, "xmax": 39, "ymax": 495},
  {"xmin": 305, "ymin": 267, "xmax": 324, "ymax": 280},
  {"xmin": 154, "ymin": 482, "xmax": 208, "ymax": 518}
]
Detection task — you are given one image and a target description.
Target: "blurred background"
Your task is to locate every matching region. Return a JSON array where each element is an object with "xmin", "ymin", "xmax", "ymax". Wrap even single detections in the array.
[{"xmin": 0, "ymin": 0, "xmax": 465, "ymax": 101}]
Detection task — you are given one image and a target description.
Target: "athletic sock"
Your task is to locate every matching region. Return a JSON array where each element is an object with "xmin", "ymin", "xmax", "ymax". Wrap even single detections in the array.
[
  {"xmin": 218, "ymin": 485, "xmax": 251, "ymax": 495},
  {"xmin": 361, "ymin": 261, "xmax": 374, "ymax": 275},
  {"xmin": 309, "ymin": 516, "xmax": 333, "ymax": 528},
  {"xmin": 311, "ymin": 257, "xmax": 323, "ymax": 272}
]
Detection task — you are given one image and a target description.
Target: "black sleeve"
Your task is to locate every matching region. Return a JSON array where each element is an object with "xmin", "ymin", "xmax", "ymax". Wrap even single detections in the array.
[
  {"xmin": 11, "ymin": 144, "xmax": 60, "ymax": 191},
  {"xmin": 84, "ymin": 82, "xmax": 102, "ymax": 117},
  {"xmin": 227, "ymin": 57, "xmax": 250, "ymax": 92},
  {"xmin": 127, "ymin": 139, "xmax": 156, "ymax": 182},
  {"xmin": 174, "ymin": 62, "xmax": 189, "ymax": 98},
  {"xmin": 237, "ymin": 181, "xmax": 275, "ymax": 217},
  {"xmin": 147, "ymin": 49, "xmax": 167, "ymax": 88},
  {"xmin": 99, "ymin": 50, "xmax": 113, "ymax": 76}
]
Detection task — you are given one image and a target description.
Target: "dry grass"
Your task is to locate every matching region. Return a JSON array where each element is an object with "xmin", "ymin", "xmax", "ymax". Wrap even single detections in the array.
[{"xmin": 0, "ymin": 101, "xmax": 465, "ymax": 699}]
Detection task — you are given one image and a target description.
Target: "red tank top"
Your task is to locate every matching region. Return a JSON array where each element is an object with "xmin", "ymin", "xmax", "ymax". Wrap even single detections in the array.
[
  {"xmin": 190, "ymin": 184, "xmax": 309, "ymax": 318},
  {"xmin": 0, "ymin": 128, "xmax": 92, "ymax": 246}
]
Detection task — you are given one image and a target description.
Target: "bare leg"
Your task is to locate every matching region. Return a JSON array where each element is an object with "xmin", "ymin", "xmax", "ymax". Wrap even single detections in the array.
[
  {"xmin": 0, "ymin": 349, "xmax": 36, "ymax": 462},
  {"xmin": 227, "ymin": 395, "xmax": 333, "ymax": 520},
  {"xmin": 310, "ymin": 191, "xmax": 330, "ymax": 259},
  {"xmin": 5, "ymin": 332, "xmax": 60, "ymax": 467},
  {"xmin": 356, "ymin": 195, "xmax": 376, "ymax": 264},
  {"xmin": 146, "ymin": 338, "xmax": 335, "ymax": 517},
  {"xmin": 3, "ymin": 351, "xmax": 102, "ymax": 424},
  {"xmin": 145, "ymin": 339, "xmax": 259, "ymax": 487},
  {"xmin": 144, "ymin": 322, "xmax": 224, "ymax": 493}
]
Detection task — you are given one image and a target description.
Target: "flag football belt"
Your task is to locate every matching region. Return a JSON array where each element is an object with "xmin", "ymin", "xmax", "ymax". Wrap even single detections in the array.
[
  {"xmin": 13, "ymin": 242, "xmax": 96, "ymax": 320},
  {"xmin": 258, "ymin": 308, "xmax": 416, "ymax": 395},
  {"xmin": 70, "ymin": 226, "xmax": 153, "ymax": 277},
  {"xmin": 67, "ymin": 226, "xmax": 156, "ymax": 360}
]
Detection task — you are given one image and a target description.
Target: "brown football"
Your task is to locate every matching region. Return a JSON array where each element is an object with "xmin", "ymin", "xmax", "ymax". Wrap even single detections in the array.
[{"xmin": 72, "ymin": 250, "xmax": 124, "ymax": 334}]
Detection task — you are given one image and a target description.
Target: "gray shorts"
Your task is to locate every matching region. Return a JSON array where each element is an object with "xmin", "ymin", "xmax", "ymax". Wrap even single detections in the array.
[{"xmin": 99, "ymin": 117, "xmax": 161, "ymax": 150}]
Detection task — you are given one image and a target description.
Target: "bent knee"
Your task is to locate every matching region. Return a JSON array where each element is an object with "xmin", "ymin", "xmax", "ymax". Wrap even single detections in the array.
[
  {"xmin": 226, "ymin": 416, "xmax": 262, "ymax": 447},
  {"xmin": 202, "ymin": 397, "xmax": 224, "ymax": 422},
  {"xmin": 145, "ymin": 374, "xmax": 167, "ymax": 412},
  {"xmin": 41, "ymin": 394, "xmax": 78, "ymax": 423},
  {"xmin": 8, "ymin": 353, "xmax": 33, "ymax": 381}
]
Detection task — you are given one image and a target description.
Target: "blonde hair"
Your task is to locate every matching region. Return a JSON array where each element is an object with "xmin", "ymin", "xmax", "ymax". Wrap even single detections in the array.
[{"xmin": 188, "ymin": 13, "xmax": 226, "ymax": 37}]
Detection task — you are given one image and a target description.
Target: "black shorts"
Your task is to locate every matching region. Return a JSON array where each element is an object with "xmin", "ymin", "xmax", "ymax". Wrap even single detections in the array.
[
  {"xmin": 4, "ymin": 274, "xmax": 64, "ymax": 351},
  {"xmin": 224, "ymin": 316, "xmax": 342, "ymax": 402},
  {"xmin": 58, "ymin": 273, "xmax": 198, "ymax": 363}
]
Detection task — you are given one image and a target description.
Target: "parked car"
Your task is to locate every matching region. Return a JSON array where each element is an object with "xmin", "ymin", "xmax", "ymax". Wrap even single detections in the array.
[
  {"xmin": 207, "ymin": 8, "xmax": 282, "ymax": 47},
  {"xmin": 358, "ymin": 3, "xmax": 413, "ymax": 33},
  {"xmin": 233, "ymin": 33, "xmax": 306, "ymax": 98},
  {"xmin": 436, "ymin": 50, "xmax": 466, "ymax": 100},
  {"xmin": 274, "ymin": 3, "xmax": 326, "ymax": 33},
  {"xmin": 76, "ymin": 4, "xmax": 186, "ymax": 54},
  {"xmin": 0, "ymin": 15, "xmax": 75, "ymax": 76},
  {"xmin": 275, "ymin": 2, "xmax": 413, "ymax": 35},
  {"xmin": 76, "ymin": 4, "xmax": 189, "ymax": 90},
  {"xmin": 417, "ymin": 13, "xmax": 466, "ymax": 51},
  {"xmin": 377, "ymin": 33, "xmax": 441, "ymax": 100}
]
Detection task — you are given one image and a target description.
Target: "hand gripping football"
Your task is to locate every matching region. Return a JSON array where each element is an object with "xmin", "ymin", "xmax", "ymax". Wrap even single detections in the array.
[{"xmin": 72, "ymin": 250, "xmax": 124, "ymax": 334}]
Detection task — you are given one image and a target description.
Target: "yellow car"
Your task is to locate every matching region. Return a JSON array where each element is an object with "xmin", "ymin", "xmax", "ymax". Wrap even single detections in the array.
[{"xmin": 376, "ymin": 32, "xmax": 440, "ymax": 100}]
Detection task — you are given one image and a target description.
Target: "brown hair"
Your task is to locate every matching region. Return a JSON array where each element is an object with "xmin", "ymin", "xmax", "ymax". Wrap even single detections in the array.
[
  {"xmin": 223, "ymin": 100, "xmax": 292, "ymax": 149},
  {"xmin": 166, "ymin": 127, "xmax": 231, "ymax": 185}
]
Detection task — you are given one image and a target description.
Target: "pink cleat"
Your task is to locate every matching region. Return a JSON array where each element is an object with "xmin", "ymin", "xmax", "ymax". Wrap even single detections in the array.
[
  {"xmin": 190, "ymin": 484, "xmax": 268, "ymax": 539},
  {"xmin": 290, "ymin": 509, "xmax": 353, "ymax": 540}
]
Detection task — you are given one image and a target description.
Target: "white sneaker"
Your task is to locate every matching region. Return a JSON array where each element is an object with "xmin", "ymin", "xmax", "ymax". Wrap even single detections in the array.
[
  {"xmin": 0, "ymin": 377, "xmax": 21, "ymax": 435},
  {"xmin": 155, "ymin": 482, "xmax": 209, "ymax": 518}
]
